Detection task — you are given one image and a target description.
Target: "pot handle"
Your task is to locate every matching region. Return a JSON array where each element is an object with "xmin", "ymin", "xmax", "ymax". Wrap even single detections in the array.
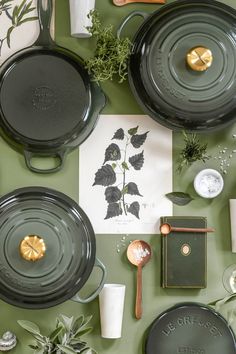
[
  {"xmin": 71, "ymin": 257, "xmax": 107, "ymax": 304},
  {"xmin": 23, "ymin": 150, "xmax": 67, "ymax": 174},
  {"xmin": 35, "ymin": 0, "xmax": 54, "ymax": 46},
  {"xmin": 117, "ymin": 11, "xmax": 149, "ymax": 39}
]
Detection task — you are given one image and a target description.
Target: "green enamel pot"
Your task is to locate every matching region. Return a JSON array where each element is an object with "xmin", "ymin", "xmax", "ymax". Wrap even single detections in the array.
[
  {"xmin": 118, "ymin": 0, "xmax": 236, "ymax": 132},
  {"xmin": 0, "ymin": 187, "xmax": 106, "ymax": 309}
]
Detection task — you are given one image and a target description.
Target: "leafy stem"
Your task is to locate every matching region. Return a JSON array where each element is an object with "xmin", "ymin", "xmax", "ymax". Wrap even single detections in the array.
[{"xmin": 122, "ymin": 135, "xmax": 130, "ymax": 215}]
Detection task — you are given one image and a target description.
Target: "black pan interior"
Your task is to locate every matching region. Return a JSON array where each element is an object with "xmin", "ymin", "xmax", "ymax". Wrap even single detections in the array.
[{"xmin": 0, "ymin": 49, "xmax": 90, "ymax": 144}]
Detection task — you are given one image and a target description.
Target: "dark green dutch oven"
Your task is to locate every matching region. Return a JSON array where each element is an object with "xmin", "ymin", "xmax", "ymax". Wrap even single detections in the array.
[
  {"xmin": 118, "ymin": 0, "xmax": 236, "ymax": 132},
  {"xmin": 146, "ymin": 302, "xmax": 236, "ymax": 353},
  {"xmin": 0, "ymin": 187, "xmax": 106, "ymax": 309},
  {"xmin": 0, "ymin": 0, "xmax": 105, "ymax": 173}
]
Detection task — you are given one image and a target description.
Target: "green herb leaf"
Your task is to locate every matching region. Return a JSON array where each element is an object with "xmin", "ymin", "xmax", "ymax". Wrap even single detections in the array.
[
  {"xmin": 49, "ymin": 326, "xmax": 63, "ymax": 342},
  {"xmin": 165, "ymin": 192, "xmax": 194, "ymax": 206},
  {"xmin": 121, "ymin": 161, "xmax": 129, "ymax": 170},
  {"xmin": 17, "ymin": 320, "xmax": 41, "ymax": 335},
  {"xmin": 57, "ymin": 344, "xmax": 77, "ymax": 354},
  {"xmin": 85, "ymin": 10, "xmax": 131, "ymax": 83}
]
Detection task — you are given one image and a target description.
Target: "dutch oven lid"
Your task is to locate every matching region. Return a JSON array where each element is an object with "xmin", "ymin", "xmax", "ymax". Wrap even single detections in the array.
[
  {"xmin": 146, "ymin": 303, "xmax": 236, "ymax": 353},
  {"xmin": 0, "ymin": 187, "xmax": 96, "ymax": 309},
  {"xmin": 129, "ymin": 0, "xmax": 236, "ymax": 131}
]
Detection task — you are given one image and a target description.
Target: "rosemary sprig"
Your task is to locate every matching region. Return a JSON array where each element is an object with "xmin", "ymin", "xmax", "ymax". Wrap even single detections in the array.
[
  {"xmin": 85, "ymin": 10, "xmax": 132, "ymax": 83},
  {"xmin": 177, "ymin": 131, "xmax": 210, "ymax": 173},
  {"xmin": 0, "ymin": 0, "xmax": 13, "ymax": 15}
]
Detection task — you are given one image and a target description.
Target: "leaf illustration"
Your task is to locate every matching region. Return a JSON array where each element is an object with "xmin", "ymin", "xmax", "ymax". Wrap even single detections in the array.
[
  {"xmin": 105, "ymin": 203, "xmax": 123, "ymax": 219},
  {"xmin": 104, "ymin": 143, "xmax": 121, "ymax": 164},
  {"xmin": 129, "ymin": 151, "xmax": 144, "ymax": 170},
  {"xmin": 125, "ymin": 182, "xmax": 142, "ymax": 196},
  {"xmin": 105, "ymin": 186, "xmax": 122, "ymax": 203},
  {"xmin": 128, "ymin": 126, "xmax": 138, "ymax": 136},
  {"xmin": 127, "ymin": 201, "xmax": 140, "ymax": 219},
  {"xmin": 112, "ymin": 128, "xmax": 124, "ymax": 140},
  {"xmin": 93, "ymin": 164, "xmax": 116, "ymax": 186},
  {"xmin": 131, "ymin": 132, "xmax": 149, "ymax": 148},
  {"xmin": 165, "ymin": 192, "xmax": 194, "ymax": 206},
  {"xmin": 122, "ymin": 161, "xmax": 129, "ymax": 170},
  {"xmin": 112, "ymin": 163, "xmax": 117, "ymax": 169}
]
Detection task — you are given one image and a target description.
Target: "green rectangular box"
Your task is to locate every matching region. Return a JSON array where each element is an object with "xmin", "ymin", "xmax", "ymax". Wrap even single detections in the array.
[{"xmin": 161, "ymin": 216, "xmax": 207, "ymax": 288}]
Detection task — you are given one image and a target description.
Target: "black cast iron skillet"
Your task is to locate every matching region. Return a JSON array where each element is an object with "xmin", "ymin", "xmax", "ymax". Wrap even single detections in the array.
[{"xmin": 0, "ymin": 0, "xmax": 105, "ymax": 173}]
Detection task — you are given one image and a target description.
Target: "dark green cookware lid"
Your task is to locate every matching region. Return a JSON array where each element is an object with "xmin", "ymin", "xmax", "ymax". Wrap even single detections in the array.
[
  {"xmin": 129, "ymin": 0, "xmax": 236, "ymax": 131},
  {"xmin": 145, "ymin": 303, "xmax": 236, "ymax": 353},
  {"xmin": 0, "ymin": 187, "xmax": 96, "ymax": 309}
]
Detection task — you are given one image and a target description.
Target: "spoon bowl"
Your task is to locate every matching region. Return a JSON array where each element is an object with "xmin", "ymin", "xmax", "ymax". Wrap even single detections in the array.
[{"xmin": 127, "ymin": 240, "xmax": 151, "ymax": 319}]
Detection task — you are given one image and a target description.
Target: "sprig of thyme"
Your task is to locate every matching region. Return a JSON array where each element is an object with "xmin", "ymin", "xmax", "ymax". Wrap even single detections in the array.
[
  {"xmin": 85, "ymin": 10, "xmax": 132, "ymax": 83},
  {"xmin": 177, "ymin": 131, "xmax": 210, "ymax": 173}
]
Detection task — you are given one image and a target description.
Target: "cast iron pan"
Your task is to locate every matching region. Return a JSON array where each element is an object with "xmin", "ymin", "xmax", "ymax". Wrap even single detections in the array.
[
  {"xmin": 146, "ymin": 302, "xmax": 236, "ymax": 354},
  {"xmin": 118, "ymin": 0, "xmax": 236, "ymax": 132},
  {"xmin": 0, "ymin": 187, "xmax": 106, "ymax": 309},
  {"xmin": 0, "ymin": 0, "xmax": 105, "ymax": 173}
]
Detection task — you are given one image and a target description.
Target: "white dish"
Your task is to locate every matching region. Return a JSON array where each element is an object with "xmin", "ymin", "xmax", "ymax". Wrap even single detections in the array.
[{"xmin": 194, "ymin": 168, "xmax": 224, "ymax": 198}]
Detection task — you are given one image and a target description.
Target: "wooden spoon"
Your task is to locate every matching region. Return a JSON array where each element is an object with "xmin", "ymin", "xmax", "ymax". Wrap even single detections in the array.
[
  {"xmin": 127, "ymin": 240, "xmax": 151, "ymax": 319},
  {"xmin": 160, "ymin": 223, "xmax": 215, "ymax": 236},
  {"xmin": 113, "ymin": 0, "xmax": 165, "ymax": 6}
]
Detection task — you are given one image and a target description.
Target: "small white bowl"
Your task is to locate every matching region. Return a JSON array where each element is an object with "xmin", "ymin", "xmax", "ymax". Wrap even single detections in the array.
[{"xmin": 194, "ymin": 168, "xmax": 224, "ymax": 198}]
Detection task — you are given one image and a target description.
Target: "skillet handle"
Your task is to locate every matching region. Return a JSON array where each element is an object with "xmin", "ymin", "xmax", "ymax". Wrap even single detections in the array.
[
  {"xmin": 23, "ymin": 150, "xmax": 67, "ymax": 174},
  {"xmin": 117, "ymin": 11, "xmax": 149, "ymax": 39},
  {"xmin": 35, "ymin": 0, "xmax": 54, "ymax": 46},
  {"xmin": 71, "ymin": 258, "xmax": 107, "ymax": 304}
]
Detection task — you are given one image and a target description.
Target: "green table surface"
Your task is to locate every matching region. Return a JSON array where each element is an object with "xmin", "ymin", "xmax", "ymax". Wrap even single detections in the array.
[{"xmin": 2, "ymin": 0, "xmax": 236, "ymax": 353}]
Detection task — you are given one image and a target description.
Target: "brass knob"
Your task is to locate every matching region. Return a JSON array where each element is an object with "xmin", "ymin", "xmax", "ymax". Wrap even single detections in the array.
[
  {"xmin": 186, "ymin": 46, "xmax": 213, "ymax": 71},
  {"xmin": 19, "ymin": 235, "xmax": 46, "ymax": 261}
]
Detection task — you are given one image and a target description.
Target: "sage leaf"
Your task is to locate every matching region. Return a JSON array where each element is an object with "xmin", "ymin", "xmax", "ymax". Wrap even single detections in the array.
[
  {"xmin": 125, "ymin": 182, "xmax": 142, "ymax": 196},
  {"xmin": 128, "ymin": 126, "xmax": 138, "ymax": 135},
  {"xmin": 93, "ymin": 165, "xmax": 116, "ymax": 186},
  {"xmin": 17, "ymin": 320, "xmax": 41, "ymax": 335},
  {"xmin": 105, "ymin": 186, "xmax": 122, "ymax": 203},
  {"xmin": 112, "ymin": 128, "xmax": 124, "ymax": 140},
  {"xmin": 49, "ymin": 326, "xmax": 63, "ymax": 342},
  {"xmin": 57, "ymin": 345, "xmax": 77, "ymax": 354},
  {"xmin": 129, "ymin": 151, "xmax": 144, "ymax": 170},
  {"xmin": 165, "ymin": 192, "xmax": 194, "ymax": 206},
  {"xmin": 104, "ymin": 143, "xmax": 121, "ymax": 164},
  {"xmin": 105, "ymin": 203, "xmax": 122, "ymax": 219},
  {"xmin": 131, "ymin": 132, "xmax": 149, "ymax": 148},
  {"xmin": 127, "ymin": 201, "xmax": 140, "ymax": 219}
]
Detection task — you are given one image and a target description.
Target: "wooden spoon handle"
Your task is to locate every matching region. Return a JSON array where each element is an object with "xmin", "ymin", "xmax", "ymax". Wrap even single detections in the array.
[
  {"xmin": 171, "ymin": 227, "xmax": 215, "ymax": 233},
  {"xmin": 114, "ymin": 0, "xmax": 165, "ymax": 6},
  {"xmin": 135, "ymin": 265, "xmax": 142, "ymax": 320}
]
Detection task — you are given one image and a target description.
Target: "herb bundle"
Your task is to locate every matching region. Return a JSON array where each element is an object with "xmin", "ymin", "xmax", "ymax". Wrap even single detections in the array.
[
  {"xmin": 177, "ymin": 131, "xmax": 210, "ymax": 173},
  {"xmin": 86, "ymin": 10, "xmax": 131, "ymax": 83}
]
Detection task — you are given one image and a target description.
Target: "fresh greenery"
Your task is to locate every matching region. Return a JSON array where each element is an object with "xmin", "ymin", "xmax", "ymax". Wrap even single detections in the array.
[
  {"xmin": 165, "ymin": 192, "xmax": 194, "ymax": 206},
  {"xmin": 93, "ymin": 126, "xmax": 148, "ymax": 219},
  {"xmin": 85, "ymin": 10, "xmax": 132, "ymax": 83},
  {"xmin": 0, "ymin": 0, "xmax": 37, "ymax": 55},
  {"xmin": 18, "ymin": 314, "xmax": 96, "ymax": 354},
  {"xmin": 177, "ymin": 131, "xmax": 210, "ymax": 173}
]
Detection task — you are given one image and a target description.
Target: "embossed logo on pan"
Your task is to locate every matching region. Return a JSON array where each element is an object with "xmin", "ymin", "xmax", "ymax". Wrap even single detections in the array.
[{"xmin": 32, "ymin": 86, "xmax": 57, "ymax": 110}]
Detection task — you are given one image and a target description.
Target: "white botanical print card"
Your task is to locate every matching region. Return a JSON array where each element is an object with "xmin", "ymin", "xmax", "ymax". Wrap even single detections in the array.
[{"xmin": 79, "ymin": 115, "xmax": 173, "ymax": 234}]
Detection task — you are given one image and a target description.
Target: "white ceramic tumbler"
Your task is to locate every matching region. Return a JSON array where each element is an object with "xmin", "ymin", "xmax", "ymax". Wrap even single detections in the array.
[
  {"xmin": 229, "ymin": 199, "xmax": 236, "ymax": 253},
  {"xmin": 99, "ymin": 284, "xmax": 126, "ymax": 339},
  {"xmin": 69, "ymin": 0, "xmax": 95, "ymax": 38}
]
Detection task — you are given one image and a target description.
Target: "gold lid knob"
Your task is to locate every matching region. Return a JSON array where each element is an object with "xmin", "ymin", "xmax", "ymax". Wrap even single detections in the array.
[
  {"xmin": 19, "ymin": 235, "xmax": 46, "ymax": 261},
  {"xmin": 186, "ymin": 46, "xmax": 213, "ymax": 71}
]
